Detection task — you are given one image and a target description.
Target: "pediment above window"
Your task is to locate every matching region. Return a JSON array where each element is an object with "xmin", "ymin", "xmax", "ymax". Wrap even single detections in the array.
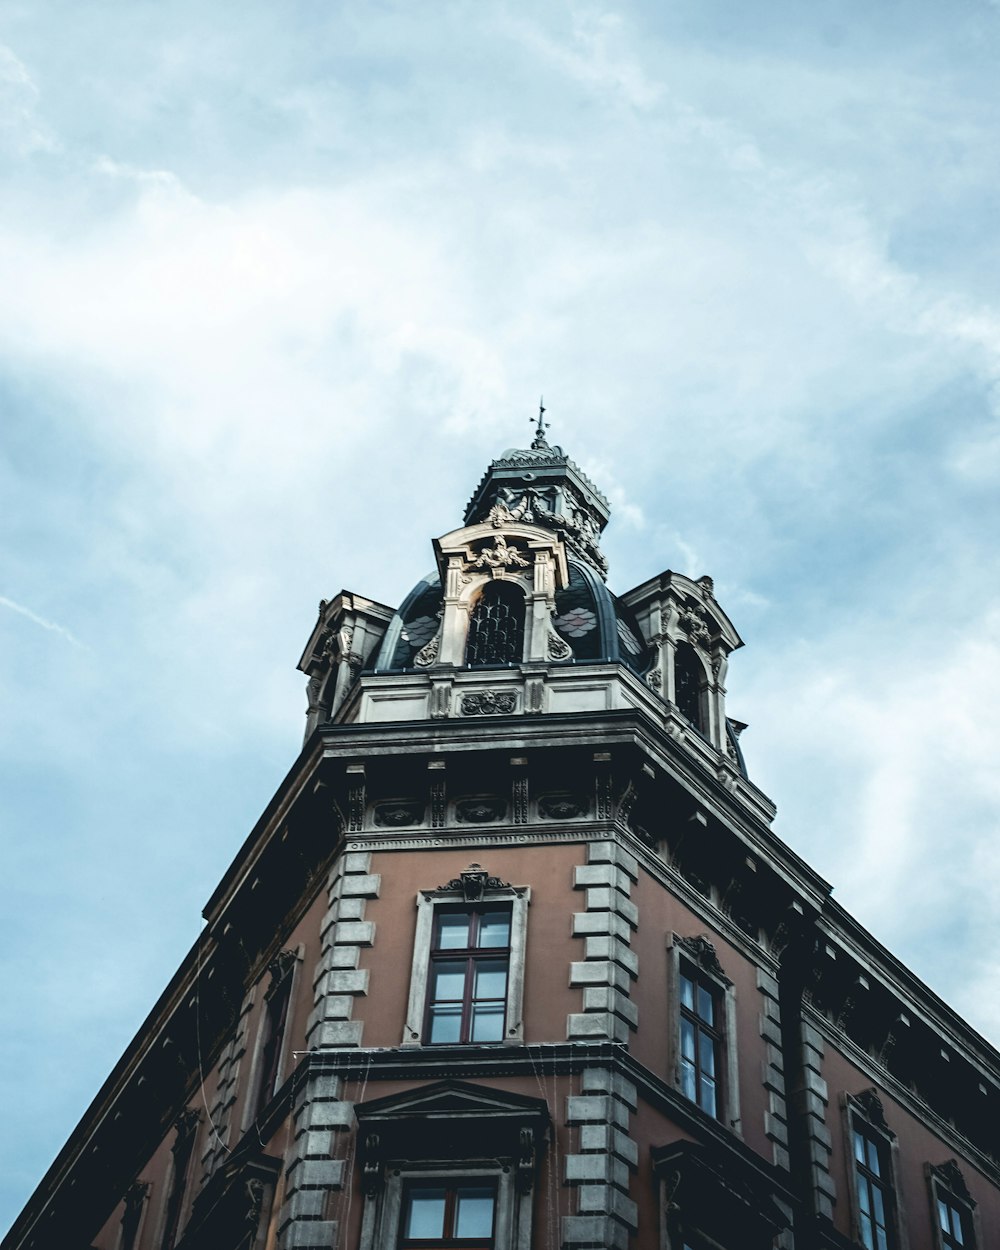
[
  {"xmin": 356, "ymin": 1080, "xmax": 549, "ymax": 1195},
  {"xmin": 651, "ymin": 1139, "xmax": 790, "ymax": 1248}
]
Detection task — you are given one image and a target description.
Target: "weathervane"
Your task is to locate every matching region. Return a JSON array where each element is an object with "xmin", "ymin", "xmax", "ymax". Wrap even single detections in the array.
[{"xmin": 530, "ymin": 396, "xmax": 550, "ymax": 450}]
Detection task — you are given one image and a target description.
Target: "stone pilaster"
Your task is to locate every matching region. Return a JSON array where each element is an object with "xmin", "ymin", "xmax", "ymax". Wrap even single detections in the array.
[
  {"xmin": 757, "ymin": 967, "xmax": 790, "ymax": 1171},
  {"xmin": 279, "ymin": 850, "xmax": 379, "ymax": 1248},
  {"xmin": 277, "ymin": 1074, "xmax": 351, "ymax": 1249},
  {"xmin": 791, "ymin": 1020, "xmax": 835, "ymax": 1220},
  {"xmin": 562, "ymin": 1067, "xmax": 639, "ymax": 1250},
  {"xmin": 567, "ymin": 840, "xmax": 639, "ymax": 1044},
  {"xmin": 305, "ymin": 852, "xmax": 379, "ymax": 1051}
]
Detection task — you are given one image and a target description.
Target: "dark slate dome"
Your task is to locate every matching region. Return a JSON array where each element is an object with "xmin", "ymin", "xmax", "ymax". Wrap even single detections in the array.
[
  {"xmin": 370, "ymin": 573, "xmax": 443, "ymax": 672},
  {"xmin": 553, "ymin": 560, "xmax": 650, "ymax": 674},
  {"xmin": 371, "ymin": 560, "xmax": 650, "ymax": 675}
]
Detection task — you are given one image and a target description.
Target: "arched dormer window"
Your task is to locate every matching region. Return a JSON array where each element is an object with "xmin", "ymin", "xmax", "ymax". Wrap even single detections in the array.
[
  {"xmin": 466, "ymin": 582, "xmax": 525, "ymax": 667},
  {"xmin": 675, "ymin": 641, "xmax": 706, "ymax": 733}
]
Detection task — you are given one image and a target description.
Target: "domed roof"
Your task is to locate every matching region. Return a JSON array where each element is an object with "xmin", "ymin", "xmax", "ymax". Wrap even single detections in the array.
[{"xmin": 370, "ymin": 559, "xmax": 650, "ymax": 675}]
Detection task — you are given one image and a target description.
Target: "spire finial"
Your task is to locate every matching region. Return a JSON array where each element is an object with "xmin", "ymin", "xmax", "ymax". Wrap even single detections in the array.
[{"xmin": 531, "ymin": 396, "xmax": 550, "ymax": 450}]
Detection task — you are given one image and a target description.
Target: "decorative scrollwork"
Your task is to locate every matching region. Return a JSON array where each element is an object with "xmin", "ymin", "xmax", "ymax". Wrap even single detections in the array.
[
  {"xmin": 373, "ymin": 802, "xmax": 424, "ymax": 827},
  {"xmin": 538, "ymin": 794, "xmax": 588, "ymax": 820},
  {"xmin": 853, "ymin": 1088, "xmax": 889, "ymax": 1131},
  {"xmin": 454, "ymin": 798, "xmax": 506, "ymax": 824},
  {"xmin": 434, "ymin": 862, "xmax": 512, "ymax": 899},
  {"xmin": 547, "ymin": 630, "xmax": 573, "ymax": 661},
  {"xmin": 679, "ymin": 602, "xmax": 712, "ymax": 649},
  {"xmin": 472, "ymin": 533, "xmax": 530, "ymax": 577},
  {"xmin": 678, "ymin": 934, "xmax": 732, "ymax": 985},
  {"xmin": 460, "ymin": 691, "xmax": 517, "ymax": 716},
  {"xmin": 414, "ymin": 630, "xmax": 441, "ymax": 667}
]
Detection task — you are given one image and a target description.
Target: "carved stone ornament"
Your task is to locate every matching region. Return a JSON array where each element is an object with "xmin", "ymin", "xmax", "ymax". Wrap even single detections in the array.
[
  {"xmin": 363, "ymin": 1132, "xmax": 384, "ymax": 1197},
  {"xmin": 679, "ymin": 602, "xmax": 712, "ymax": 649},
  {"xmin": 538, "ymin": 794, "xmax": 588, "ymax": 820},
  {"xmin": 517, "ymin": 1125, "xmax": 536, "ymax": 1194},
  {"xmin": 853, "ymin": 1088, "xmax": 889, "ymax": 1132},
  {"xmin": 472, "ymin": 533, "xmax": 530, "ymax": 578},
  {"xmin": 244, "ymin": 1178, "xmax": 266, "ymax": 1227},
  {"xmin": 373, "ymin": 801, "xmax": 425, "ymax": 827},
  {"xmin": 460, "ymin": 690, "xmax": 517, "ymax": 716},
  {"xmin": 435, "ymin": 862, "xmax": 512, "ymax": 900},
  {"xmin": 266, "ymin": 949, "xmax": 296, "ymax": 988},
  {"xmin": 678, "ymin": 934, "xmax": 732, "ymax": 985},
  {"xmin": 646, "ymin": 667, "xmax": 663, "ymax": 690},
  {"xmin": 547, "ymin": 629, "xmax": 573, "ymax": 661},
  {"xmin": 454, "ymin": 798, "xmax": 506, "ymax": 824},
  {"xmin": 173, "ymin": 1107, "xmax": 202, "ymax": 1147},
  {"xmin": 930, "ymin": 1160, "xmax": 973, "ymax": 1204},
  {"xmin": 414, "ymin": 629, "xmax": 441, "ymax": 668}
]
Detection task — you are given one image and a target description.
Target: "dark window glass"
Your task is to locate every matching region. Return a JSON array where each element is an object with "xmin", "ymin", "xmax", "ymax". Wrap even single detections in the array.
[
  {"xmin": 937, "ymin": 1193, "xmax": 971, "ymax": 1250},
  {"xmin": 426, "ymin": 909, "xmax": 511, "ymax": 1044},
  {"xmin": 674, "ymin": 642, "xmax": 704, "ymax": 730},
  {"xmin": 254, "ymin": 971, "xmax": 293, "ymax": 1116},
  {"xmin": 679, "ymin": 966, "xmax": 722, "ymax": 1119},
  {"xmin": 466, "ymin": 582, "xmax": 525, "ymax": 666},
  {"xmin": 400, "ymin": 1182, "xmax": 496, "ymax": 1248},
  {"xmin": 853, "ymin": 1124, "xmax": 895, "ymax": 1250}
]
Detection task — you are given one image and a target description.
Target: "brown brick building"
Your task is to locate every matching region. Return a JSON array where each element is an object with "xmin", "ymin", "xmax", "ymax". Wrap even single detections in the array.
[{"xmin": 7, "ymin": 428, "xmax": 1000, "ymax": 1250}]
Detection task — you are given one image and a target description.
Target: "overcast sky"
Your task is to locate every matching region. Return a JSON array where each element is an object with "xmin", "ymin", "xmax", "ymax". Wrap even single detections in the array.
[{"xmin": 3, "ymin": 0, "xmax": 1000, "ymax": 1231}]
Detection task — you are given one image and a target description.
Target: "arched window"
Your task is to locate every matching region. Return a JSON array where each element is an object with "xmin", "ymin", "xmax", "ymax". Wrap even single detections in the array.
[
  {"xmin": 466, "ymin": 582, "xmax": 525, "ymax": 667},
  {"xmin": 674, "ymin": 642, "xmax": 706, "ymax": 732}
]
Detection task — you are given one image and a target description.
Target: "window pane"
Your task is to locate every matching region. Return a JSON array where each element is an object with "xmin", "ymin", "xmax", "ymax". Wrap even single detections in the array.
[
  {"xmin": 428, "ymin": 1005, "xmax": 463, "ymax": 1043},
  {"xmin": 858, "ymin": 1181, "xmax": 871, "ymax": 1214},
  {"xmin": 859, "ymin": 1211, "xmax": 874, "ymax": 1249},
  {"xmin": 697, "ymin": 985, "xmax": 714, "ymax": 1025},
  {"xmin": 699, "ymin": 1029, "xmax": 716, "ymax": 1077},
  {"xmin": 871, "ymin": 1185, "xmax": 885, "ymax": 1225},
  {"xmin": 404, "ymin": 1189, "xmax": 446, "ymax": 1238},
  {"xmin": 954, "ymin": 1210, "xmax": 965, "ymax": 1245},
  {"xmin": 680, "ymin": 973, "xmax": 695, "ymax": 1010},
  {"xmin": 680, "ymin": 1057, "xmax": 696, "ymax": 1101},
  {"xmin": 473, "ymin": 960, "xmax": 508, "ymax": 1000},
  {"xmin": 470, "ymin": 1002, "xmax": 505, "ymax": 1041},
  {"xmin": 681, "ymin": 1017, "xmax": 696, "ymax": 1061},
  {"xmin": 699, "ymin": 1074, "xmax": 717, "ymax": 1118},
  {"xmin": 854, "ymin": 1130, "xmax": 866, "ymax": 1164},
  {"xmin": 430, "ymin": 962, "xmax": 467, "ymax": 1001},
  {"xmin": 477, "ymin": 912, "xmax": 511, "ymax": 948},
  {"xmin": 437, "ymin": 914, "xmax": 471, "ymax": 949},
  {"xmin": 875, "ymin": 1228, "xmax": 888, "ymax": 1250},
  {"xmin": 454, "ymin": 1188, "xmax": 495, "ymax": 1237},
  {"xmin": 866, "ymin": 1137, "xmax": 881, "ymax": 1176},
  {"xmin": 938, "ymin": 1198, "xmax": 951, "ymax": 1231}
]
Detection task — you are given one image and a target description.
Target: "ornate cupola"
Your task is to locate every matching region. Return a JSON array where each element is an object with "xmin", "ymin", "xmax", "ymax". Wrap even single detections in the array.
[
  {"xmin": 463, "ymin": 407, "xmax": 611, "ymax": 577},
  {"xmin": 296, "ymin": 415, "xmax": 768, "ymax": 821}
]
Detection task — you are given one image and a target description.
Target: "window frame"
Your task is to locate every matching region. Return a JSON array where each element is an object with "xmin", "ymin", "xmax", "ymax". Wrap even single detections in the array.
[
  {"xmin": 842, "ymin": 1091, "xmax": 908, "ymax": 1250},
  {"xmin": 424, "ymin": 908, "xmax": 514, "ymax": 1046},
  {"xmin": 465, "ymin": 580, "xmax": 527, "ymax": 667},
  {"xmin": 362, "ymin": 1165, "xmax": 519, "ymax": 1250},
  {"xmin": 666, "ymin": 934, "xmax": 741, "ymax": 1134},
  {"xmin": 398, "ymin": 1177, "xmax": 498, "ymax": 1248},
  {"xmin": 242, "ymin": 947, "xmax": 301, "ymax": 1131},
  {"xmin": 927, "ymin": 1161, "xmax": 979, "ymax": 1250},
  {"xmin": 403, "ymin": 874, "xmax": 529, "ymax": 1048}
]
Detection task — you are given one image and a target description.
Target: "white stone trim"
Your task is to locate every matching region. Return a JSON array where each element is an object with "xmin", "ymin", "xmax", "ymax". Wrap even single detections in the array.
[
  {"xmin": 401, "ymin": 884, "xmax": 530, "ymax": 1047},
  {"xmin": 666, "ymin": 933, "xmax": 742, "ymax": 1136},
  {"xmin": 358, "ymin": 1163, "xmax": 530, "ymax": 1250}
]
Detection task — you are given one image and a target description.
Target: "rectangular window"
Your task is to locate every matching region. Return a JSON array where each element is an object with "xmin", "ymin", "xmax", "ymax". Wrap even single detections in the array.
[
  {"xmin": 937, "ymin": 1195, "xmax": 968, "ymax": 1250},
  {"xmin": 426, "ymin": 909, "xmax": 511, "ymax": 1045},
  {"xmin": 253, "ymin": 970, "xmax": 293, "ymax": 1115},
  {"xmin": 853, "ymin": 1125, "xmax": 895, "ymax": 1250},
  {"xmin": 400, "ymin": 1181, "xmax": 496, "ymax": 1249},
  {"xmin": 679, "ymin": 964, "xmax": 723, "ymax": 1119}
]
